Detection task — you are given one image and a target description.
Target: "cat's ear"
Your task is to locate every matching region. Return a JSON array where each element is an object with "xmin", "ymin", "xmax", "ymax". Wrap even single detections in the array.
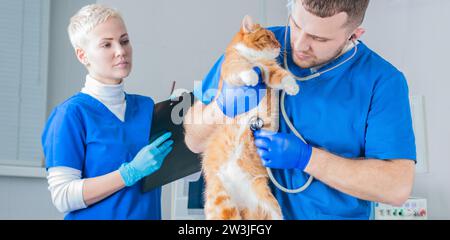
[{"xmin": 242, "ymin": 15, "xmax": 255, "ymax": 34}]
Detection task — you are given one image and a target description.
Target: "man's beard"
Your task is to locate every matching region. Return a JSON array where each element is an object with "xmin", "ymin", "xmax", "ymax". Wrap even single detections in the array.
[{"xmin": 293, "ymin": 40, "xmax": 350, "ymax": 69}]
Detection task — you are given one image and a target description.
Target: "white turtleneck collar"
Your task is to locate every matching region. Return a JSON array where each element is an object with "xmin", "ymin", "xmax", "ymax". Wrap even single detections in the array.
[{"xmin": 81, "ymin": 75, "xmax": 127, "ymax": 122}]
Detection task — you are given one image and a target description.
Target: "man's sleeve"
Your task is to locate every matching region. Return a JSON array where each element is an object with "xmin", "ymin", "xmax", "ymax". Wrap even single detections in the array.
[
  {"xmin": 365, "ymin": 72, "xmax": 417, "ymax": 162},
  {"xmin": 193, "ymin": 55, "xmax": 224, "ymax": 105}
]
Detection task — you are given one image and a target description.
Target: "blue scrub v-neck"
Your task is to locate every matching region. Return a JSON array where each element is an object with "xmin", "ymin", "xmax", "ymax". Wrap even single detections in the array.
[{"xmin": 78, "ymin": 92, "xmax": 132, "ymax": 124}]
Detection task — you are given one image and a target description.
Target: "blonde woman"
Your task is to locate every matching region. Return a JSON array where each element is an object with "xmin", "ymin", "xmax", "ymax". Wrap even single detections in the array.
[{"xmin": 42, "ymin": 4, "xmax": 173, "ymax": 220}]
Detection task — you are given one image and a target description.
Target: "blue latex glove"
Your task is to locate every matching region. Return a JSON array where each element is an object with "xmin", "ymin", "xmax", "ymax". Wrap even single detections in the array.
[
  {"xmin": 254, "ymin": 129, "xmax": 312, "ymax": 171},
  {"xmin": 216, "ymin": 67, "xmax": 266, "ymax": 118},
  {"xmin": 119, "ymin": 132, "xmax": 173, "ymax": 187}
]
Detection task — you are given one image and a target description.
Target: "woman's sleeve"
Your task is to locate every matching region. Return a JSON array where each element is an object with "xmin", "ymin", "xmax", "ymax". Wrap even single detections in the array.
[
  {"xmin": 41, "ymin": 105, "xmax": 86, "ymax": 170},
  {"xmin": 47, "ymin": 167, "xmax": 87, "ymax": 213}
]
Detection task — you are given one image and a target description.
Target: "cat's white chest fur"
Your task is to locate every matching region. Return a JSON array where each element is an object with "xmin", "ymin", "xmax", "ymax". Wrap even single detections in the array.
[
  {"xmin": 217, "ymin": 143, "xmax": 260, "ymax": 211},
  {"xmin": 216, "ymin": 141, "xmax": 282, "ymax": 220},
  {"xmin": 215, "ymin": 122, "xmax": 257, "ymax": 210}
]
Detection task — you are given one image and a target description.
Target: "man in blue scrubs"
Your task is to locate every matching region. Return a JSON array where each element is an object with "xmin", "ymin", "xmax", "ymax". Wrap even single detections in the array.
[
  {"xmin": 42, "ymin": 4, "xmax": 173, "ymax": 220},
  {"xmin": 184, "ymin": 0, "xmax": 416, "ymax": 220}
]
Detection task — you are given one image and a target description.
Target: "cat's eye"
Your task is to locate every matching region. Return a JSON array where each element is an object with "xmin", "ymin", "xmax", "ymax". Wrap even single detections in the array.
[{"xmin": 257, "ymin": 35, "xmax": 270, "ymax": 42}]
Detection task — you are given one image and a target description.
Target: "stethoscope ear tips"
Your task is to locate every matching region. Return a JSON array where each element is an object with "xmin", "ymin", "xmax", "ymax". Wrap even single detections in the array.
[{"xmin": 249, "ymin": 116, "xmax": 265, "ymax": 131}]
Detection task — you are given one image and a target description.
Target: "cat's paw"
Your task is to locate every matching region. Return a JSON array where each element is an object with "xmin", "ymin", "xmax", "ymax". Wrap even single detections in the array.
[
  {"xmin": 282, "ymin": 75, "xmax": 299, "ymax": 95},
  {"xmin": 240, "ymin": 70, "xmax": 259, "ymax": 87}
]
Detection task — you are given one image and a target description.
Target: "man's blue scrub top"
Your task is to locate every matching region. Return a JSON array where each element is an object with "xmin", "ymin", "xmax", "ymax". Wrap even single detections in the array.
[
  {"xmin": 195, "ymin": 26, "xmax": 416, "ymax": 220},
  {"xmin": 42, "ymin": 93, "xmax": 161, "ymax": 220}
]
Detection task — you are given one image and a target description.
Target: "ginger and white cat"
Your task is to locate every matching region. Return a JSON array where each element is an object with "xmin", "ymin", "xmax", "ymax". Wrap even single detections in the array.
[{"xmin": 201, "ymin": 16, "xmax": 299, "ymax": 220}]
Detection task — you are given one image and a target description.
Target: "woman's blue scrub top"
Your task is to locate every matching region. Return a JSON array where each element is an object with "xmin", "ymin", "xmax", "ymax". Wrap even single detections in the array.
[
  {"xmin": 195, "ymin": 26, "xmax": 417, "ymax": 220},
  {"xmin": 42, "ymin": 93, "xmax": 161, "ymax": 220}
]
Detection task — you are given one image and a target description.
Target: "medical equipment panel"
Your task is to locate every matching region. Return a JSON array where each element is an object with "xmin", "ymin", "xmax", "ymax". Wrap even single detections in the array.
[{"xmin": 374, "ymin": 198, "xmax": 427, "ymax": 220}]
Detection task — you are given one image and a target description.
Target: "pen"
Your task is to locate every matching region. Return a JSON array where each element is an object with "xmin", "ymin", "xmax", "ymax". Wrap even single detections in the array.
[{"xmin": 170, "ymin": 81, "xmax": 176, "ymax": 97}]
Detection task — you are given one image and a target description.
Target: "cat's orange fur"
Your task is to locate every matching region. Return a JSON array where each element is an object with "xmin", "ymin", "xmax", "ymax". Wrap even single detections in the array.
[{"xmin": 201, "ymin": 16, "xmax": 299, "ymax": 220}]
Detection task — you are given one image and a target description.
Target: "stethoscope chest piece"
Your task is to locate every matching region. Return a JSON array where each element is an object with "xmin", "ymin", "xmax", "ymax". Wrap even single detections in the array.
[{"xmin": 249, "ymin": 116, "xmax": 265, "ymax": 131}]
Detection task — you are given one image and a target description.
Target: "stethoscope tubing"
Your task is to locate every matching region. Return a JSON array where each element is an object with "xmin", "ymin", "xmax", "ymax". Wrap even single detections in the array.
[{"xmin": 265, "ymin": 21, "xmax": 358, "ymax": 194}]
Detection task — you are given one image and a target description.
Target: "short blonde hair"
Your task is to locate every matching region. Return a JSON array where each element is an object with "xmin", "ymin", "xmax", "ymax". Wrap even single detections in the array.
[{"xmin": 68, "ymin": 4, "xmax": 122, "ymax": 49}]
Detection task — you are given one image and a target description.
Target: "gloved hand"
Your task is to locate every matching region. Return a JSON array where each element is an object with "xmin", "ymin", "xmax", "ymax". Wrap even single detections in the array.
[
  {"xmin": 216, "ymin": 67, "xmax": 266, "ymax": 118},
  {"xmin": 119, "ymin": 132, "xmax": 173, "ymax": 187},
  {"xmin": 253, "ymin": 129, "xmax": 312, "ymax": 171}
]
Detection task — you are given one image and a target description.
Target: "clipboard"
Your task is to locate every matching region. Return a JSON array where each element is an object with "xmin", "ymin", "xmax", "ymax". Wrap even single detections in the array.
[{"xmin": 141, "ymin": 91, "xmax": 202, "ymax": 193}]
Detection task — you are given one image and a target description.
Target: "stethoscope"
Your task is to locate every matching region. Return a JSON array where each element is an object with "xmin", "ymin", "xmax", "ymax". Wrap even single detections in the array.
[{"xmin": 249, "ymin": 19, "xmax": 358, "ymax": 194}]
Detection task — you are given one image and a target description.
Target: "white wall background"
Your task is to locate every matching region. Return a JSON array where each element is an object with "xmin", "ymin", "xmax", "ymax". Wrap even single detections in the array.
[{"xmin": 0, "ymin": 0, "xmax": 448, "ymax": 220}]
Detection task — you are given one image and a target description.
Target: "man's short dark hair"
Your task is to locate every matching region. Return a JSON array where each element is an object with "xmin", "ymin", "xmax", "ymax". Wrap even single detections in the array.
[{"xmin": 296, "ymin": 0, "xmax": 370, "ymax": 28}]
